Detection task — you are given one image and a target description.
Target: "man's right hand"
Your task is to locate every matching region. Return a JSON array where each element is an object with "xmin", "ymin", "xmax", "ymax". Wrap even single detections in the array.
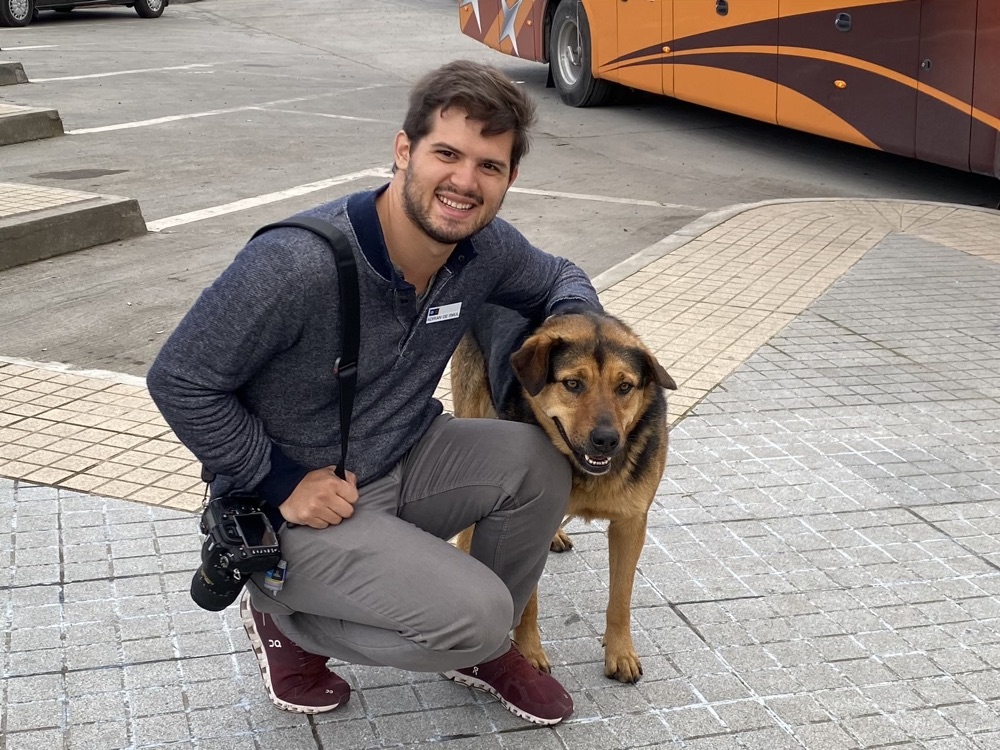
[{"xmin": 279, "ymin": 467, "xmax": 359, "ymax": 529}]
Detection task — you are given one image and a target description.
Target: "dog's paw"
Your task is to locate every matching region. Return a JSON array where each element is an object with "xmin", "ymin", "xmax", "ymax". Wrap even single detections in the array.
[
  {"xmin": 550, "ymin": 529, "xmax": 574, "ymax": 552},
  {"xmin": 520, "ymin": 643, "xmax": 552, "ymax": 674},
  {"xmin": 604, "ymin": 650, "xmax": 643, "ymax": 683}
]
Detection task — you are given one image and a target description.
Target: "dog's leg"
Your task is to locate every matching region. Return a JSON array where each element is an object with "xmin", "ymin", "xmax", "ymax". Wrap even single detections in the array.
[
  {"xmin": 604, "ymin": 514, "xmax": 647, "ymax": 682},
  {"xmin": 550, "ymin": 516, "xmax": 574, "ymax": 552},
  {"xmin": 454, "ymin": 525, "xmax": 474, "ymax": 553},
  {"xmin": 513, "ymin": 588, "xmax": 551, "ymax": 673}
]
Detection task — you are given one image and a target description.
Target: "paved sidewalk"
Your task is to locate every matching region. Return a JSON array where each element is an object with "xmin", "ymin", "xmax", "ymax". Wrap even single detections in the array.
[{"xmin": 2, "ymin": 199, "xmax": 1000, "ymax": 749}]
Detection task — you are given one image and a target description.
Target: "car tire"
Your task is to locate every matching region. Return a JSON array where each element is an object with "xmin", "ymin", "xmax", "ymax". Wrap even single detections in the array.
[
  {"xmin": 0, "ymin": 0, "xmax": 34, "ymax": 27},
  {"xmin": 548, "ymin": 0, "xmax": 614, "ymax": 107},
  {"xmin": 134, "ymin": 0, "xmax": 163, "ymax": 18}
]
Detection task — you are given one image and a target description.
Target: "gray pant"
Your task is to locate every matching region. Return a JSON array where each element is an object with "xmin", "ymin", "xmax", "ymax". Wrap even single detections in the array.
[{"xmin": 248, "ymin": 414, "xmax": 571, "ymax": 672}]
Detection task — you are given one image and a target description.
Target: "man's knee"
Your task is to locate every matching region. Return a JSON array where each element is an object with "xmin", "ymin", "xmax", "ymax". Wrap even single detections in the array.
[
  {"xmin": 433, "ymin": 574, "xmax": 513, "ymax": 660},
  {"xmin": 509, "ymin": 424, "xmax": 572, "ymax": 508}
]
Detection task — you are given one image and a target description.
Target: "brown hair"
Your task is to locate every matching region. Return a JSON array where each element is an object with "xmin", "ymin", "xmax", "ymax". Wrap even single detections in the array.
[{"xmin": 402, "ymin": 60, "xmax": 538, "ymax": 171}]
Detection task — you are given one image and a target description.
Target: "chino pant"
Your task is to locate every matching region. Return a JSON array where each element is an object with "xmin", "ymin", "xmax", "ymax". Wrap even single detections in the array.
[{"xmin": 247, "ymin": 414, "xmax": 571, "ymax": 672}]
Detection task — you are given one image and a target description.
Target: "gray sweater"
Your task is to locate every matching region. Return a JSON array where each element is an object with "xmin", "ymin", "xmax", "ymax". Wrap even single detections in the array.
[{"xmin": 147, "ymin": 187, "xmax": 599, "ymax": 508}]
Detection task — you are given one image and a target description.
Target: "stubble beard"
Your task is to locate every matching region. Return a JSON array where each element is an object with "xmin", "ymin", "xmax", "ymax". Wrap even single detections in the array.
[{"xmin": 401, "ymin": 167, "xmax": 501, "ymax": 245}]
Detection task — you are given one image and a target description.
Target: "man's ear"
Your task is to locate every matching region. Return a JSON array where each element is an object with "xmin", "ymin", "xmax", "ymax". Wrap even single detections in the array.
[
  {"xmin": 508, "ymin": 164, "xmax": 519, "ymax": 187},
  {"xmin": 394, "ymin": 131, "xmax": 411, "ymax": 171},
  {"xmin": 511, "ymin": 333, "xmax": 557, "ymax": 396}
]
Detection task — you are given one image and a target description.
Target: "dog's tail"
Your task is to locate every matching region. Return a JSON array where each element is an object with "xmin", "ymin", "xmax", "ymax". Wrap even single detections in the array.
[{"xmin": 451, "ymin": 334, "xmax": 498, "ymax": 420}]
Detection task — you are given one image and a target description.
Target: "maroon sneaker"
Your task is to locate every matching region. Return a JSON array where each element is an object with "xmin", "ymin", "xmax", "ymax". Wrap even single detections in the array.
[
  {"xmin": 239, "ymin": 591, "xmax": 350, "ymax": 714},
  {"xmin": 443, "ymin": 644, "xmax": 573, "ymax": 725}
]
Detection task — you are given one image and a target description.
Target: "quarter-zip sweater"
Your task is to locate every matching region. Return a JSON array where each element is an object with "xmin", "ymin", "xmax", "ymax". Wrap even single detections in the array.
[{"xmin": 146, "ymin": 186, "xmax": 600, "ymax": 519}]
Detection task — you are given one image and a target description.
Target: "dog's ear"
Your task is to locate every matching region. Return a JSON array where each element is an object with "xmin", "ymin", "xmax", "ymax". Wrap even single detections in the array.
[
  {"xmin": 645, "ymin": 352, "xmax": 677, "ymax": 390},
  {"xmin": 511, "ymin": 334, "xmax": 558, "ymax": 396}
]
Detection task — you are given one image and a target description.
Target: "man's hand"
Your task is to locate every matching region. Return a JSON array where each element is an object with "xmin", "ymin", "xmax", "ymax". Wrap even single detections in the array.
[{"xmin": 279, "ymin": 467, "xmax": 358, "ymax": 529}]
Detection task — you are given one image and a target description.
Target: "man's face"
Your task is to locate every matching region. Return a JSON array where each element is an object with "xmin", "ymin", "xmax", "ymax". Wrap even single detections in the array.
[{"xmin": 396, "ymin": 107, "xmax": 518, "ymax": 245}]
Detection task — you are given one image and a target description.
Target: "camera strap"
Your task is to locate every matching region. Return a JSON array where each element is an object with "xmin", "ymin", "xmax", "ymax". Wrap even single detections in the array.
[{"xmin": 250, "ymin": 218, "xmax": 360, "ymax": 481}]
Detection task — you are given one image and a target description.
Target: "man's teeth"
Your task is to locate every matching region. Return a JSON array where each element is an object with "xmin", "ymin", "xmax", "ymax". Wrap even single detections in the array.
[{"xmin": 439, "ymin": 196, "xmax": 474, "ymax": 210}]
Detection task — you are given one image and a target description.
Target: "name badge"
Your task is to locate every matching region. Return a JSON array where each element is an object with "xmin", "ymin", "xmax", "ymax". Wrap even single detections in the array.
[{"xmin": 426, "ymin": 302, "xmax": 462, "ymax": 324}]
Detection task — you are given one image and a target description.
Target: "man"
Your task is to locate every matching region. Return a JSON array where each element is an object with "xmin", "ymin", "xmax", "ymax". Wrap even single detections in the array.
[{"xmin": 147, "ymin": 60, "xmax": 600, "ymax": 727}]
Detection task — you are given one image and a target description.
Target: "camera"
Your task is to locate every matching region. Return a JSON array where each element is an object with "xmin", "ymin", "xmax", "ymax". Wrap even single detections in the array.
[{"xmin": 190, "ymin": 493, "xmax": 281, "ymax": 612}]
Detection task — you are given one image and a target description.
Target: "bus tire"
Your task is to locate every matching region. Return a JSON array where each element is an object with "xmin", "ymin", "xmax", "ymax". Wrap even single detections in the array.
[{"xmin": 549, "ymin": 0, "xmax": 614, "ymax": 107}]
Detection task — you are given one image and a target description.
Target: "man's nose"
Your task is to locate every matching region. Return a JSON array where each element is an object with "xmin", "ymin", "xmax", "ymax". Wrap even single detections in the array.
[{"xmin": 450, "ymin": 160, "xmax": 478, "ymax": 191}]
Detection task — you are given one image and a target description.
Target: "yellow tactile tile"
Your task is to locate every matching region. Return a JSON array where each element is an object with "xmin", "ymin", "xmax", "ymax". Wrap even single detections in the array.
[
  {"xmin": 0, "ymin": 182, "xmax": 96, "ymax": 220},
  {"xmin": 2, "ymin": 200, "xmax": 999, "ymax": 511}
]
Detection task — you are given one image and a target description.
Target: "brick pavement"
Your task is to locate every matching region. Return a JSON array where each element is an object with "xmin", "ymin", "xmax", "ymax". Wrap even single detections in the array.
[{"xmin": 1, "ymin": 199, "xmax": 999, "ymax": 749}]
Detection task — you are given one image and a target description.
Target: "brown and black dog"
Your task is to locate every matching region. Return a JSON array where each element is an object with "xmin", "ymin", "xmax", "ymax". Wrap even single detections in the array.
[{"xmin": 452, "ymin": 307, "xmax": 676, "ymax": 682}]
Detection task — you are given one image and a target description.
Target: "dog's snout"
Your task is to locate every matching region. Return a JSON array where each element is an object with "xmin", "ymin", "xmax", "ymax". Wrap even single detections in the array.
[{"xmin": 589, "ymin": 427, "xmax": 620, "ymax": 454}]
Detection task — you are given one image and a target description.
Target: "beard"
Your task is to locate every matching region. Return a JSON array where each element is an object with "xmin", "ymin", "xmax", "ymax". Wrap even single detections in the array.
[{"xmin": 401, "ymin": 167, "xmax": 502, "ymax": 244}]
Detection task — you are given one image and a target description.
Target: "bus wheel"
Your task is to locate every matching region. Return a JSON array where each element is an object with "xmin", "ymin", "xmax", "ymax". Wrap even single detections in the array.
[{"xmin": 549, "ymin": 0, "xmax": 614, "ymax": 107}]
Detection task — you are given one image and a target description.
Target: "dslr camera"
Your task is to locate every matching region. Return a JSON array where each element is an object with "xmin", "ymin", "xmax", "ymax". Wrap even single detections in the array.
[{"xmin": 190, "ymin": 492, "xmax": 281, "ymax": 611}]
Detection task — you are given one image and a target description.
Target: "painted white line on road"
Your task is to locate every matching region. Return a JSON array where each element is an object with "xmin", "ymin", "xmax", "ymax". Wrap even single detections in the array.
[
  {"xmin": 147, "ymin": 167, "xmax": 705, "ymax": 233},
  {"xmin": 32, "ymin": 63, "xmax": 218, "ymax": 83},
  {"xmin": 4, "ymin": 44, "xmax": 58, "ymax": 50},
  {"xmin": 509, "ymin": 186, "xmax": 704, "ymax": 212},
  {"xmin": 67, "ymin": 86, "xmax": 387, "ymax": 135},
  {"xmin": 68, "ymin": 105, "xmax": 264, "ymax": 135},
  {"xmin": 146, "ymin": 168, "xmax": 390, "ymax": 232},
  {"xmin": 265, "ymin": 108, "xmax": 391, "ymax": 124}
]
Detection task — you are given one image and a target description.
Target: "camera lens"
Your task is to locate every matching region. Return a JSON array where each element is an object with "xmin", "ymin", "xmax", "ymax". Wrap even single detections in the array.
[{"xmin": 190, "ymin": 567, "xmax": 243, "ymax": 612}]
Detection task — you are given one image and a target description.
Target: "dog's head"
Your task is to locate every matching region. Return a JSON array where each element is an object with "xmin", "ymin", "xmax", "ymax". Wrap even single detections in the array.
[{"xmin": 511, "ymin": 311, "xmax": 676, "ymax": 476}]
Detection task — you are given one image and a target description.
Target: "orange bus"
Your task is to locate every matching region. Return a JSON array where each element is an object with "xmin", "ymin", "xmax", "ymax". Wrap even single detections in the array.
[{"xmin": 458, "ymin": 0, "xmax": 1000, "ymax": 177}]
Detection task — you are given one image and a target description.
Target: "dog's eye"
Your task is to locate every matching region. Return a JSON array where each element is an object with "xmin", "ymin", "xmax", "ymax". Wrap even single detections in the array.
[
  {"xmin": 617, "ymin": 382, "xmax": 635, "ymax": 395},
  {"xmin": 563, "ymin": 379, "xmax": 582, "ymax": 392}
]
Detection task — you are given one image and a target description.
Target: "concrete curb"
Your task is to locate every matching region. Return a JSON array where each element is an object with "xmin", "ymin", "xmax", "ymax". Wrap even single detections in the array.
[
  {"xmin": 591, "ymin": 196, "xmax": 1000, "ymax": 292},
  {"xmin": 0, "ymin": 62, "xmax": 29, "ymax": 86},
  {"xmin": 0, "ymin": 355, "xmax": 147, "ymax": 387},
  {"xmin": 0, "ymin": 195, "xmax": 147, "ymax": 271},
  {"xmin": 0, "ymin": 107, "xmax": 63, "ymax": 146}
]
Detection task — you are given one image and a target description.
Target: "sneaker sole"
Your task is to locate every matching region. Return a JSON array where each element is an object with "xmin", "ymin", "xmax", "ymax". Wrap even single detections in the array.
[
  {"xmin": 239, "ymin": 593, "xmax": 342, "ymax": 715},
  {"xmin": 442, "ymin": 670, "xmax": 567, "ymax": 726}
]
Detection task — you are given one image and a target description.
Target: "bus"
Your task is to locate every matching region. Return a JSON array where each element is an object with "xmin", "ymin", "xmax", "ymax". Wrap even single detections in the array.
[{"xmin": 458, "ymin": 0, "xmax": 1000, "ymax": 178}]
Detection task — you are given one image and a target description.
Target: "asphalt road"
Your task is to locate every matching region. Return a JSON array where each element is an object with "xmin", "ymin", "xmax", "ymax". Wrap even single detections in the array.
[{"xmin": 2, "ymin": 0, "xmax": 999, "ymax": 376}]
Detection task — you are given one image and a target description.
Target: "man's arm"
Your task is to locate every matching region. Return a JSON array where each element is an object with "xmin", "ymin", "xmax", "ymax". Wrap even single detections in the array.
[
  {"xmin": 483, "ymin": 219, "xmax": 601, "ymax": 318},
  {"xmin": 146, "ymin": 235, "xmax": 310, "ymax": 493}
]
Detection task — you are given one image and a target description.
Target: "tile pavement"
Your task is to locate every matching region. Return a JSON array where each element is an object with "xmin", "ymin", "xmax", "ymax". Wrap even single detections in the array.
[
  {"xmin": 1, "ymin": 199, "xmax": 999, "ymax": 748},
  {"xmin": 0, "ymin": 182, "xmax": 97, "ymax": 221}
]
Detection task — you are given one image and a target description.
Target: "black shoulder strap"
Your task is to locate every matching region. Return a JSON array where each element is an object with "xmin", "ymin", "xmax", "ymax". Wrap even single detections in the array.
[{"xmin": 251, "ymin": 218, "xmax": 359, "ymax": 480}]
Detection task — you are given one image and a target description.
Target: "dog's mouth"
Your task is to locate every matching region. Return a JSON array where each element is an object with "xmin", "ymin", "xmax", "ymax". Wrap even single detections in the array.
[{"xmin": 552, "ymin": 418, "xmax": 614, "ymax": 476}]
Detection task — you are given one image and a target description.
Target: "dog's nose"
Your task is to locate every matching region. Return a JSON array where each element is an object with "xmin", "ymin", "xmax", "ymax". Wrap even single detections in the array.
[{"xmin": 589, "ymin": 427, "xmax": 620, "ymax": 454}]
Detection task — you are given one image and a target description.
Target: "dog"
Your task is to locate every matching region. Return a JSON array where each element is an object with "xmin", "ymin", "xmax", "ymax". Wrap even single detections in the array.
[{"xmin": 452, "ymin": 305, "xmax": 676, "ymax": 683}]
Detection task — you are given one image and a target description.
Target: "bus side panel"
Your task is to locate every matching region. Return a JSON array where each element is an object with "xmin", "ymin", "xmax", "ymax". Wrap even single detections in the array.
[
  {"xmin": 914, "ymin": 0, "xmax": 976, "ymax": 173},
  {"xmin": 581, "ymin": 0, "xmax": 618, "ymax": 80},
  {"xmin": 970, "ymin": 2, "xmax": 1000, "ymax": 177},
  {"xmin": 458, "ymin": 0, "xmax": 547, "ymax": 64},
  {"xmin": 777, "ymin": 1, "xmax": 919, "ymax": 157},
  {"xmin": 672, "ymin": 0, "xmax": 779, "ymax": 125},
  {"xmin": 607, "ymin": 0, "xmax": 664, "ymax": 95}
]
